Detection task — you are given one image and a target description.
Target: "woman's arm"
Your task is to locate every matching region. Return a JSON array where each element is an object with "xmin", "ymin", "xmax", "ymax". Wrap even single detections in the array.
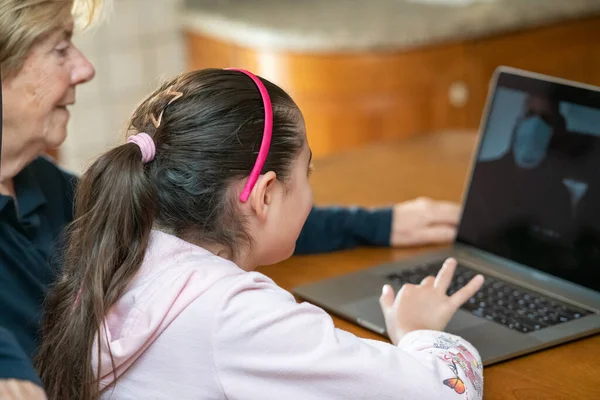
[
  {"xmin": 295, "ymin": 199, "xmax": 460, "ymax": 255},
  {"xmin": 0, "ymin": 327, "xmax": 42, "ymax": 389},
  {"xmin": 294, "ymin": 206, "xmax": 393, "ymax": 255}
]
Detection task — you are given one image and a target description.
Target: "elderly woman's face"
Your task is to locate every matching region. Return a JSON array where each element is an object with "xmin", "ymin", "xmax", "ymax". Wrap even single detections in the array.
[{"xmin": 2, "ymin": 14, "xmax": 95, "ymax": 152}]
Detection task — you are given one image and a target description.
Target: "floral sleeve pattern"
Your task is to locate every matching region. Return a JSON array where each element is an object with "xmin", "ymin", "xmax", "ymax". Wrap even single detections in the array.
[{"xmin": 398, "ymin": 330, "xmax": 484, "ymax": 399}]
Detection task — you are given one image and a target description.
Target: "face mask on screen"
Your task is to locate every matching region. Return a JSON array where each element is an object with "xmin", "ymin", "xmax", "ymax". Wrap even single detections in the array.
[{"xmin": 512, "ymin": 116, "xmax": 553, "ymax": 169}]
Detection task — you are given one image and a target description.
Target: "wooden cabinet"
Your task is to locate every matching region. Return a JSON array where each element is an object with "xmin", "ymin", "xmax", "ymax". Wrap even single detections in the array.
[
  {"xmin": 266, "ymin": 44, "xmax": 472, "ymax": 157},
  {"xmin": 464, "ymin": 16, "xmax": 600, "ymax": 128},
  {"xmin": 187, "ymin": 33, "xmax": 476, "ymax": 157},
  {"xmin": 185, "ymin": 33, "xmax": 472, "ymax": 158},
  {"xmin": 184, "ymin": 15, "xmax": 600, "ymax": 158},
  {"xmin": 588, "ymin": 19, "xmax": 600, "ymax": 88}
]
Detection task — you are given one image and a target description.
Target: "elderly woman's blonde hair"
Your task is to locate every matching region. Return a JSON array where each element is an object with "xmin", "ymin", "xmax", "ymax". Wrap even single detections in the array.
[{"xmin": 0, "ymin": 0, "xmax": 107, "ymax": 78}]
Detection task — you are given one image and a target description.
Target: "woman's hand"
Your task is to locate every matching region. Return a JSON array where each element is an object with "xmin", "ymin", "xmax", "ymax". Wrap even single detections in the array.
[
  {"xmin": 0, "ymin": 380, "xmax": 47, "ymax": 400},
  {"xmin": 379, "ymin": 258, "xmax": 484, "ymax": 345},
  {"xmin": 390, "ymin": 197, "xmax": 460, "ymax": 247}
]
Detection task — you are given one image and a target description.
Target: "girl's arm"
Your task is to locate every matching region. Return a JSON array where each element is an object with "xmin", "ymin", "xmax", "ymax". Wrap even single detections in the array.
[{"xmin": 212, "ymin": 272, "xmax": 483, "ymax": 400}]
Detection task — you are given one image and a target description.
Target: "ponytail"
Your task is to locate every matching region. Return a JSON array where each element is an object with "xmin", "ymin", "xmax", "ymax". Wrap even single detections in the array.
[{"xmin": 36, "ymin": 142, "xmax": 157, "ymax": 400}]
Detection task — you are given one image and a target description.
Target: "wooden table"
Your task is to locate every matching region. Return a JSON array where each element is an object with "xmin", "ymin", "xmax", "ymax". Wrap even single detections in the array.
[{"xmin": 257, "ymin": 131, "xmax": 600, "ymax": 400}]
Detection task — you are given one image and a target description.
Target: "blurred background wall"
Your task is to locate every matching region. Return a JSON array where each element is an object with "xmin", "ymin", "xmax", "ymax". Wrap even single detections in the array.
[{"xmin": 62, "ymin": 0, "xmax": 185, "ymax": 173}]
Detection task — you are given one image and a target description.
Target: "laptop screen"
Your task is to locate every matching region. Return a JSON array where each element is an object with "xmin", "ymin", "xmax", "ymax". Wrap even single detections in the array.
[{"xmin": 457, "ymin": 71, "xmax": 600, "ymax": 292}]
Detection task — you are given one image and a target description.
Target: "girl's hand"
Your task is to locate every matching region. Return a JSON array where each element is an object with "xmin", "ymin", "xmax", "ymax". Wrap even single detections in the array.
[{"xmin": 379, "ymin": 258, "xmax": 484, "ymax": 345}]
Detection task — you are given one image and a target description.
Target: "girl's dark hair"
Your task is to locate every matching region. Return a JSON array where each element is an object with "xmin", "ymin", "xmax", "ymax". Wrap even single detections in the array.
[{"xmin": 35, "ymin": 68, "xmax": 304, "ymax": 400}]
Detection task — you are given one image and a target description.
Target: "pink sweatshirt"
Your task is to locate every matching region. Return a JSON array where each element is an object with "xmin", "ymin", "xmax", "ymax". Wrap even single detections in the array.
[{"xmin": 94, "ymin": 230, "xmax": 484, "ymax": 399}]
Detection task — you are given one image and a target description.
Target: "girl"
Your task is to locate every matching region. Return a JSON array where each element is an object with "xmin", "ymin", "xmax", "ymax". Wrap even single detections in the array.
[{"xmin": 36, "ymin": 68, "xmax": 485, "ymax": 400}]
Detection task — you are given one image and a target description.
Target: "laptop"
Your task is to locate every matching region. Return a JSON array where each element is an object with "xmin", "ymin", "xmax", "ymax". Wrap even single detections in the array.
[{"xmin": 293, "ymin": 66, "xmax": 600, "ymax": 366}]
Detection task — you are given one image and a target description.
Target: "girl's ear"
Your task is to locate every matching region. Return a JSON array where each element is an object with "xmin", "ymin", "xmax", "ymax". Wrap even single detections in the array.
[{"xmin": 248, "ymin": 171, "xmax": 277, "ymax": 221}]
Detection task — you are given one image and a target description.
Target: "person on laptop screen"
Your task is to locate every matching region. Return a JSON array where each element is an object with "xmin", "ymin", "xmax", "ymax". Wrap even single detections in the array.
[{"xmin": 460, "ymin": 92, "xmax": 600, "ymax": 287}]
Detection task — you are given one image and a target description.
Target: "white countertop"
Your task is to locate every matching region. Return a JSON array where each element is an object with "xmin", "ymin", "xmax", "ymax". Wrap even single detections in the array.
[{"xmin": 180, "ymin": 0, "xmax": 600, "ymax": 53}]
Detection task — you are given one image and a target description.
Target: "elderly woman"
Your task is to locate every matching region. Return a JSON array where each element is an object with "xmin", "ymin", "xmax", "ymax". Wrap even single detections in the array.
[
  {"xmin": 0, "ymin": 0, "xmax": 459, "ymax": 396},
  {"xmin": 1, "ymin": 0, "xmax": 97, "ymax": 396}
]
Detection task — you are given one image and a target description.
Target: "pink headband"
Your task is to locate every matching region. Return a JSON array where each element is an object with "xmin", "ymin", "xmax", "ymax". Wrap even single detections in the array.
[
  {"xmin": 127, "ymin": 132, "xmax": 156, "ymax": 164},
  {"xmin": 225, "ymin": 68, "xmax": 273, "ymax": 203}
]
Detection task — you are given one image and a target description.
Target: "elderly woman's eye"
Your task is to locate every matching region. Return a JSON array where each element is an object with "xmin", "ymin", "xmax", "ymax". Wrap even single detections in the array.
[{"xmin": 55, "ymin": 42, "xmax": 70, "ymax": 56}]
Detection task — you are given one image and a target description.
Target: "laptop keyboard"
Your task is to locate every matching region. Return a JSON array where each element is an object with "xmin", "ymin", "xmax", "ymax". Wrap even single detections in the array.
[{"xmin": 385, "ymin": 262, "xmax": 592, "ymax": 334}]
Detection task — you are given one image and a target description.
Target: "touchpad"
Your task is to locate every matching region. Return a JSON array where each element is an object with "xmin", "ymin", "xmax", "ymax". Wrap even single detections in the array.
[
  {"xmin": 446, "ymin": 310, "xmax": 487, "ymax": 333},
  {"xmin": 340, "ymin": 295, "xmax": 386, "ymax": 333}
]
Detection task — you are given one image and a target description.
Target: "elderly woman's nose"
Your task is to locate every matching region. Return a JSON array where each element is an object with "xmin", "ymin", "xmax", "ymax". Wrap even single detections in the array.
[{"xmin": 71, "ymin": 47, "xmax": 96, "ymax": 85}]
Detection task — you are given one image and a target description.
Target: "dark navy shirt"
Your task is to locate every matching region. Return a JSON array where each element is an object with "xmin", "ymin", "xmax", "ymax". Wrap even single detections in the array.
[
  {"xmin": 0, "ymin": 156, "xmax": 76, "ymax": 384},
  {"xmin": 0, "ymin": 156, "xmax": 391, "ymax": 385},
  {"xmin": 0, "ymin": 327, "xmax": 41, "ymax": 385},
  {"xmin": 296, "ymin": 206, "xmax": 392, "ymax": 254}
]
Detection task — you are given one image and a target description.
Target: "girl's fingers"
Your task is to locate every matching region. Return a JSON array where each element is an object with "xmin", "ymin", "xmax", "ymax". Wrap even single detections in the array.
[
  {"xmin": 379, "ymin": 284, "xmax": 395, "ymax": 310},
  {"xmin": 434, "ymin": 258, "xmax": 458, "ymax": 292},
  {"xmin": 449, "ymin": 275, "xmax": 485, "ymax": 309},
  {"xmin": 420, "ymin": 276, "xmax": 435, "ymax": 287}
]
